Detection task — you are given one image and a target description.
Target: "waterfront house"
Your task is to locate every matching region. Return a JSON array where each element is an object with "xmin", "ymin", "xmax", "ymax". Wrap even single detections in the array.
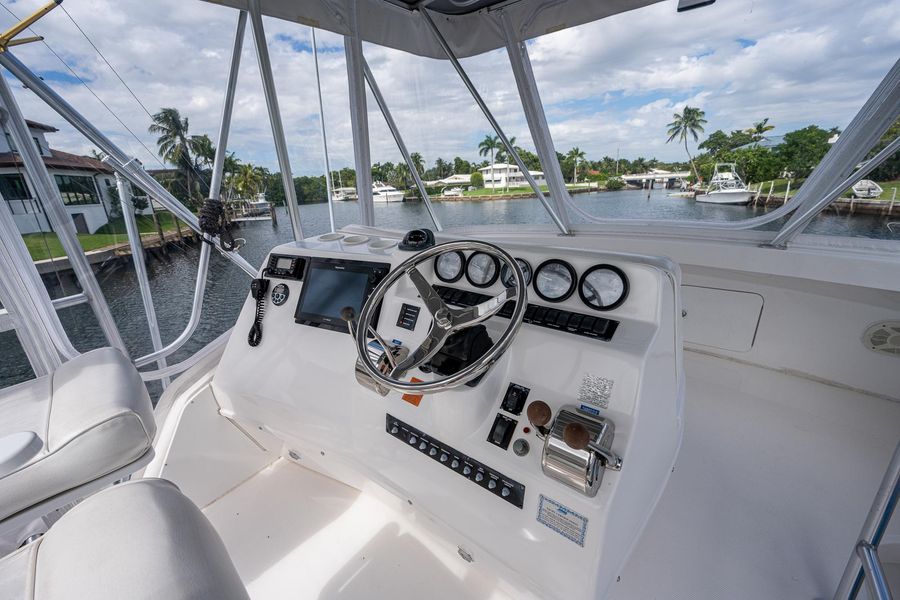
[
  {"xmin": 0, "ymin": 119, "xmax": 118, "ymax": 234},
  {"xmin": 478, "ymin": 162, "xmax": 545, "ymax": 189},
  {"xmin": 431, "ymin": 173, "xmax": 472, "ymax": 186}
]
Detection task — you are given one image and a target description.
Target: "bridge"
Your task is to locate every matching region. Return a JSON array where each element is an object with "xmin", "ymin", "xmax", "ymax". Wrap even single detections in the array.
[{"xmin": 621, "ymin": 171, "xmax": 691, "ymax": 188}]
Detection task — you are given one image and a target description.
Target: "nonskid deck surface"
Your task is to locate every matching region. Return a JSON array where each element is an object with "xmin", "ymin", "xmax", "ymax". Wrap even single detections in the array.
[
  {"xmin": 203, "ymin": 352, "xmax": 900, "ymax": 599},
  {"xmin": 202, "ymin": 458, "xmax": 532, "ymax": 599}
]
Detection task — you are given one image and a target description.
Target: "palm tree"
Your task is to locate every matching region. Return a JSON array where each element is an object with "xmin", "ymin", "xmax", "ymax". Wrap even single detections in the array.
[
  {"xmin": 434, "ymin": 157, "xmax": 448, "ymax": 178},
  {"xmin": 410, "ymin": 152, "xmax": 424, "ymax": 178},
  {"xmin": 478, "ymin": 134, "xmax": 500, "ymax": 193},
  {"xmin": 235, "ymin": 163, "xmax": 263, "ymax": 198},
  {"xmin": 567, "ymin": 147, "xmax": 586, "ymax": 183},
  {"xmin": 666, "ymin": 106, "xmax": 707, "ymax": 182},
  {"xmin": 746, "ymin": 118, "xmax": 775, "ymax": 141},
  {"xmin": 149, "ymin": 108, "xmax": 194, "ymax": 200},
  {"xmin": 494, "ymin": 137, "xmax": 518, "ymax": 191}
]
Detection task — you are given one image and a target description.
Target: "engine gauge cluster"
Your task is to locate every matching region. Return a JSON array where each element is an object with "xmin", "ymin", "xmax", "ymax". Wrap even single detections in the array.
[{"xmin": 434, "ymin": 251, "xmax": 630, "ymax": 312}]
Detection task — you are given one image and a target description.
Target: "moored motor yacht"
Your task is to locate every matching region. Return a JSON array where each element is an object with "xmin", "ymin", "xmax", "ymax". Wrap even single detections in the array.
[
  {"xmin": 694, "ymin": 162, "xmax": 753, "ymax": 205},
  {"xmin": 0, "ymin": 1, "xmax": 897, "ymax": 600},
  {"xmin": 373, "ymin": 181, "xmax": 405, "ymax": 202}
]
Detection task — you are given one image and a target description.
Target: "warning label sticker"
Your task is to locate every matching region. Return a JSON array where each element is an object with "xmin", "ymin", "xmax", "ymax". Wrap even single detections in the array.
[{"xmin": 537, "ymin": 495, "xmax": 588, "ymax": 547}]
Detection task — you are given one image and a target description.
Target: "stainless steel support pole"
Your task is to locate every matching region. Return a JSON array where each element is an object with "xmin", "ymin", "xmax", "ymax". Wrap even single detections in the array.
[
  {"xmin": 857, "ymin": 542, "xmax": 894, "ymax": 600},
  {"xmin": 209, "ymin": 11, "xmax": 247, "ymax": 202},
  {"xmin": 499, "ymin": 12, "xmax": 570, "ymax": 232},
  {"xmin": 133, "ymin": 240, "xmax": 210, "ymax": 368},
  {"xmin": 312, "ymin": 28, "xmax": 337, "ymax": 233},
  {"xmin": 834, "ymin": 440, "xmax": 900, "ymax": 600},
  {"xmin": 0, "ymin": 192, "xmax": 65, "ymax": 373},
  {"xmin": 418, "ymin": 8, "xmax": 569, "ymax": 234},
  {"xmin": 772, "ymin": 58, "xmax": 900, "ymax": 247},
  {"xmin": 0, "ymin": 51, "xmax": 257, "ymax": 277},
  {"xmin": 344, "ymin": 1, "xmax": 375, "ymax": 226},
  {"xmin": 248, "ymin": 0, "xmax": 304, "ymax": 241},
  {"xmin": 0, "ymin": 72, "xmax": 128, "ymax": 353},
  {"xmin": 116, "ymin": 174, "xmax": 169, "ymax": 387},
  {"xmin": 362, "ymin": 58, "xmax": 443, "ymax": 231}
]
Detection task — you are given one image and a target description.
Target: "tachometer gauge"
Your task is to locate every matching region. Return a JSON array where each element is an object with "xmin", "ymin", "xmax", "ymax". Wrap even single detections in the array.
[
  {"xmin": 501, "ymin": 258, "xmax": 532, "ymax": 289},
  {"xmin": 579, "ymin": 265, "xmax": 629, "ymax": 311},
  {"xmin": 534, "ymin": 260, "xmax": 576, "ymax": 302},
  {"xmin": 465, "ymin": 252, "xmax": 500, "ymax": 288},
  {"xmin": 434, "ymin": 251, "xmax": 465, "ymax": 283}
]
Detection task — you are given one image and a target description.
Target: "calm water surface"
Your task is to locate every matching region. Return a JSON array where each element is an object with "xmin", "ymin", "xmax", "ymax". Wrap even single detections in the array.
[{"xmin": 2, "ymin": 189, "xmax": 896, "ymax": 391}]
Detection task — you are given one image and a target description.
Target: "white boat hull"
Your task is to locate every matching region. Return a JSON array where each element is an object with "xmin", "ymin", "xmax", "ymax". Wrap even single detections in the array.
[
  {"xmin": 695, "ymin": 190, "xmax": 753, "ymax": 205},
  {"xmin": 373, "ymin": 191, "xmax": 405, "ymax": 202}
]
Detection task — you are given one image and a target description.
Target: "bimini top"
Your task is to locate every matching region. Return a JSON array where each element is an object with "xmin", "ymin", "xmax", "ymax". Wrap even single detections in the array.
[{"xmin": 202, "ymin": 0, "xmax": 663, "ymax": 58}]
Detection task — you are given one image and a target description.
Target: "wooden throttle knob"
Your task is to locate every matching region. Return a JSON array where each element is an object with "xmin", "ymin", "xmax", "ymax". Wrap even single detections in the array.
[
  {"xmin": 526, "ymin": 401, "xmax": 552, "ymax": 428},
  {"xmin": 563, "ymin": 422, "xmax": 591, "ymax": 450}
]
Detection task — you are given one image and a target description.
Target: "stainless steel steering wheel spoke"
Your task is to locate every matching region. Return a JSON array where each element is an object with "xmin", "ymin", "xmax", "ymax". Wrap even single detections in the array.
[
  {"xmin": 450, "ymin": 286, "xmax": 517, "ymax": 330},
  {"xmin": 390, "ymin": 323, "xmax": 449, "ymax": 378},
  {"xmin": 407, "ymin": 265, "xmax": 447, "ymax": 319}
]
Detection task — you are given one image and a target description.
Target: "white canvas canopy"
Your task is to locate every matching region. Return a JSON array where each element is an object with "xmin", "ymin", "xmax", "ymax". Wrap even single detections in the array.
[{"xmin": 201, "ymin": 0, "xmax": 664, "ymax": 58}]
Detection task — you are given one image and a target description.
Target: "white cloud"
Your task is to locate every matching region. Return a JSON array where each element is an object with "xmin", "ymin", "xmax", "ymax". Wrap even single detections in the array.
[{"xmin": 0, "ymin": 0, "xmax": 895, "ymax": 174}]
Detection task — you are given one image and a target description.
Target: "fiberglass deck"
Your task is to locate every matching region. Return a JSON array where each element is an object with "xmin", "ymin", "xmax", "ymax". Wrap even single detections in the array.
[{"xmin": 203, "ymin": 352, "xmax": 900, "ymax": 599}]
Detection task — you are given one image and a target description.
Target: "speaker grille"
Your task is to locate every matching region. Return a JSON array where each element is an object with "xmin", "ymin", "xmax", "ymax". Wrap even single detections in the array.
[{"xmin": 863, "ymin": 322, "xmax": 900, "ymax": 356}]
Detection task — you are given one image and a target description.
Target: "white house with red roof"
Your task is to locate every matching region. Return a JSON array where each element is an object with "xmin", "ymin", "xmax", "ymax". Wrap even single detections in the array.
[{"xmin": 0, "ymin": 119, "xmax": 119, "ymax": 235}]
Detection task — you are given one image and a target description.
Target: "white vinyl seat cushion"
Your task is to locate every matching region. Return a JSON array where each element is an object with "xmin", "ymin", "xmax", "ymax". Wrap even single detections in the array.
[
  {"xmin": 0, "ymin": 478, "xmax": 250, "ymax": 600},
  {"xmin": 0, "ymin": 347, "xmax": 156, "ymax": 522}
]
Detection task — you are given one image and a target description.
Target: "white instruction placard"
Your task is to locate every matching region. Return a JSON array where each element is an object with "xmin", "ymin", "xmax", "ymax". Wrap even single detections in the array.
[{"xmin": 537, "ymin": 495, "xmax": 588, "ymax": 547}]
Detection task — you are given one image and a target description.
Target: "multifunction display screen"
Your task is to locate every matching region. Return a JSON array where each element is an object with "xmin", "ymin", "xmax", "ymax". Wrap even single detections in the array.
[{"xmin": 294, "ymin": 258, "xmax": 389, "ymax": 332}]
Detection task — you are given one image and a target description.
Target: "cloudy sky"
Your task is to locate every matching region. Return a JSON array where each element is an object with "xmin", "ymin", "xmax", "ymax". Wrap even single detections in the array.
[{"xmin": 1, "ymin": 0, "xmax": 897, "ymax": 176}]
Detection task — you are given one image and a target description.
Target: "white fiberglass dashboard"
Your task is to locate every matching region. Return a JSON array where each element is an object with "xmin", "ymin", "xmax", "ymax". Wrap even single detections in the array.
[{"xmin": 212, "ymin": 229, "xmax": 683, "ymax": 600}]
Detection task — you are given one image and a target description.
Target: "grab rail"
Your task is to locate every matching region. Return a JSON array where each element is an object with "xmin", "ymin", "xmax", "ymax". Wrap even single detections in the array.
[{"xmin": 834, "ymin": 440, "xmax": 900, "ymax": 600}]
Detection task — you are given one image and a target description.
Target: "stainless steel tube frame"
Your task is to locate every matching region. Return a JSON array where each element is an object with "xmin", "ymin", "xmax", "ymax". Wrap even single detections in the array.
[
  {"xmin": 134, "ymin": 241, "xmax": 211, "ymax": 368},
  {"xmin": 0, "ymin": 50, "xmax": 257, "ymax": 278},
  {"xmin": 419, "ymin": 7, "xmax": 570, "ymax": 235},
  {"xmin": 312, "ymin": 27, "xmax": 337, "ymax": 233},
  {"xmin": 834, "ymin": 440, "xmax": 900, "ymax": 599},
  {"xmin": 0, "ymin": 71, "xmax": 127, "ymax": 354},
  {"xmin": 857, "ymin": 542, "xmax": 894, "ymax": 600},
  {"xmin": 209, "ymin": 11, "xmax": 247, "ymax": 202},
  {"xmin": 344, "ymin": 4, "xmax": 375, "ymax": 227},
  {"xmin": 248, "ymin": 0, "xmax": 304, "ymax": 241},
  {"xmin": 117, "ymin": 174, "xmax": 169, "ymax": 385},
  {"xmin": 499, "ymin": 12, "xmax": 571, "ymax": 232},
  {"xmin": 362, "ymin": 58, "xmax": 443, "ymax": 232}
]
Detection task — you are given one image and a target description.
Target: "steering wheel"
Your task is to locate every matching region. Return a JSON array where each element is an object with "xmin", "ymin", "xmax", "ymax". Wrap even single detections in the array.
[{"xmin": 354, "ymin": 240, "xmax": 528, "ymax": 394}]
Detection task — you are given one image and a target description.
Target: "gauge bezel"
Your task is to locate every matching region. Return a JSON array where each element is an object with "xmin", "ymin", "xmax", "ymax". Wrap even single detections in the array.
[
  {"xmin": 533, "ymin": 259, "xmax": 577, "ymax": 303},
  {"xmin": 434, "ymin": 250, "xmax": 466, "ymax": 283},
  {"xmin": 501, "ymin": 258, "xmax": 532, "ymax": 289},
  {"xmin": 578, "ymin": 264, "xmax": 629, "ymax": 311},
  {"xmin": 465, "ymin": 251, "xmax": 501, "ymax": 288}
]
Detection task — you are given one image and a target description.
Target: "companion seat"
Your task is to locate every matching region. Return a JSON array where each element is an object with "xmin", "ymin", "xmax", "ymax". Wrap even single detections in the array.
[
  {"xmin": 0, "ymin": 478, "xmax": 249, "ymax": 599},
  {"xmin": 0, "ymin": 348, "xmax": 156, "ymax": 535}
]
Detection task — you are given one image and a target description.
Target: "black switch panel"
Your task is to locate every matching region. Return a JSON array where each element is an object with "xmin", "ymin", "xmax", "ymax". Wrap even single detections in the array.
[
  {"xmin": 386, "ymin": 414, "xmax": 525, "ymax": 509},
  {"xmin": 501, "ymin": 383, "xmax": 529, "ymax": 415},
  {"xmin": 488, "ymin": 413, "xmax": 517, "ymax": 450},
  {"xmin": 396, "ymin": 303, "xmax": 420, "ymax": 330},
  {"xmin": 433, "ymin": 285, "xmax": 618, "ymax": 342}
]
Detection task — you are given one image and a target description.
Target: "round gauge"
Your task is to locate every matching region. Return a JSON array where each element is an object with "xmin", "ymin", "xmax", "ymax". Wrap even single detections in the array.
[
  {"xmin": 534, "ymin": 259, "xmax": 576, "ymax": 302},
  {"xmin": 579, "ymin": 265, "xmax": 629, "ymax": 311},
  {"xmin": 465, "ymin": 252, "xmax": 500, "ymax": 288},
  {"xmin": 434, "ymin": 250, "xmax": 465, "ymax": 283},
  {"xmin": 501, "ymin": 258, "xmax": 532, "ymax": 289}
]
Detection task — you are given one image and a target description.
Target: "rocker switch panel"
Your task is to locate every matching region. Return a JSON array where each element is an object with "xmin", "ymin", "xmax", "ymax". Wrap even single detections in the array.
[
  {"xmin": 501, "ymin": 383, "xmax": 530, "ymax": 416},
  {"xmin": 488, "ymin": 413, "xmax": 516, "ymax": 450}
]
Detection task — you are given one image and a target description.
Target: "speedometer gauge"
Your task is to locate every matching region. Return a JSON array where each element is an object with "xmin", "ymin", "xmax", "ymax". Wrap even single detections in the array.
[
  {"xmin": 434, "ymin": 251, "xmax": 465, "ymax": 283},
  {"xmin": 534, "ymin": 260, "xmax": 576, "ymax": 302},
  {"xmin": 579, "ymin": 265, "xmax": 628, "ymax": 311},
  {"xmin": 501, "ymin": 258, "xmax": 532, "ymax": 288},
  {"xmin": 465, "ymin": 252, "xmax": 500, "ymax": 288}
]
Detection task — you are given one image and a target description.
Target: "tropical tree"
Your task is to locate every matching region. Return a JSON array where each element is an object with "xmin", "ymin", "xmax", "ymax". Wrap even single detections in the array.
[
  {"xmin": 234, "ymin": 163, "xmax": 263, "ymax": 198},
  {"xmin": 566, "ymin": 147, "xmax": 586, "ymax": 183},
  {"xmin": 666, "ymin": 106, "xmax": 707, "ymax": 181},
  {"xmin": 478, "ymin": 134, "xmax": 500, "ymax": 192},
  {"xmin": 746, "ymin": 118, "xmax": 775, "ymax": 141},
  {"xmin": 434, "ymin": 157, "xmax": 448, "ymax": 178},
  {"xmin": 149, "ymin": 108, "xmax": 196, "ymax": 201},
  {"xmin": 494, "ymin": 137, "xmax": 517, "ymax": 191},
  {"xmin": 410, "ymin": 152, "xmax": 424, "ymax": 177}
]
